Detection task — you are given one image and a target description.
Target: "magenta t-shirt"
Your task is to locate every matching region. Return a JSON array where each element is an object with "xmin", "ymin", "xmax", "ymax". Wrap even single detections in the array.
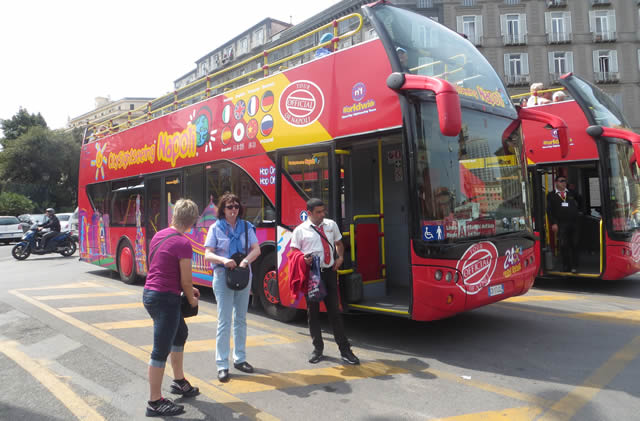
[{"xmin": 144, "ymin": 227, "xmax": 193, "ymax": 295}]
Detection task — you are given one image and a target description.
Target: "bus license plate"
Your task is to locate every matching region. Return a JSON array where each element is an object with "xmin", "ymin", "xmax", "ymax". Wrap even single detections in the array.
[{"xmin": 488, "ymin": 284, "xmax": 504, "ymax": 297}]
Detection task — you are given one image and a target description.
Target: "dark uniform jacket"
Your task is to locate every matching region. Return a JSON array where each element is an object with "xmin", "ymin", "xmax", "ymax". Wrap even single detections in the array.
[
  {"xmin": 40, "ymin": 215, "xmax": 61, "ymax": 232},
  {"xmin": 546, "ymin": 190, "xmax": 580, "ymax": 225}
]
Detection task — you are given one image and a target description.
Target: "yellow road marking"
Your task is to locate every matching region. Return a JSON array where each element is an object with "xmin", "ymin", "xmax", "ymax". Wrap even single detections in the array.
[
  {"xmin": 0, "ymin": 340, "xmax": 105, "ymax": 421},
  {"xmin": 9, "ymin": 289, "xmax": 279, "ymax": 421},
  {"xmin": 504, "ymin": 294, "xmax": 580, "ymax": 303},
  {"xmin": 34, "ymin": 291, "xmax": 136, "ymax": 300},
  {"xmin": 94, "ymin": 314, "xmax": 217, "ymax": 330},
  {"xmin": 220, "ymin": 361, "xmax": 408, "ymax": 394},
  {"xmin": 537, "ymin": 335, "xmax": 640, "ymax": 421},
  {"xmin": 17, "ymin": 281, "xmax": 101, "ymax": 291},
  {"xmin": 140, "ymin": 334, "xmax": 297, "ymax": 353},
  {"xmin": 59, "ymin": 303, "xmax": 143, "ymax": 313},
  {"xmin": 432, "ymin": 406, "xmax": 542, "ymax": 421}
]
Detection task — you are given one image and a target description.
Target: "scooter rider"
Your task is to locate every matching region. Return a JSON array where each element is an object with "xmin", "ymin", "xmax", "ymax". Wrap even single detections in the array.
[{"xmin": 38, "ymin": 208, "xmax": 61, "ymax": 250}]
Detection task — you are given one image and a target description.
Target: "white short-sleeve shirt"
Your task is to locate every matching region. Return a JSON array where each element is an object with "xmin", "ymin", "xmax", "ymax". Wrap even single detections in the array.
[{"xmin": 290, "ymin": 218, "xmax": 341, "ymax": 268}]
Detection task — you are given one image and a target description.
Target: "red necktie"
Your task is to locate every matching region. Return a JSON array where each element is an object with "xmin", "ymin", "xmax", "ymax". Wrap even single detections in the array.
[
  {"xmin": 318, "ymin": 225, "xmax": 331, "ymax": 265},
  {"xmin": 560, "ymin": 191, "xmax": 566, "ymax": 200}
]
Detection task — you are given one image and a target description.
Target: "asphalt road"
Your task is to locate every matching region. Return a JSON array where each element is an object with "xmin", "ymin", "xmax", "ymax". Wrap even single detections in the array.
[{"xmin": 0, "ymin": 242, "xmax": 639, "ymax": 420}]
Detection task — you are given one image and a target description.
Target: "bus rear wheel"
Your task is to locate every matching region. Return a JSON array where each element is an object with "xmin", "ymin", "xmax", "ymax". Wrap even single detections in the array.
[
  {"xmin": 117, "ymin": 241, "xmax": 137, "ymax": 284},
  {"xmin": 257, "ymin": 252, "xmax": 301, "ymax": 322}
]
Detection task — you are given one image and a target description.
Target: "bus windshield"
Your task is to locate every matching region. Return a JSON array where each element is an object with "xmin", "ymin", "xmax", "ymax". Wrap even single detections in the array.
[
  {"xmin": 602, "ymin": 141, "xmax": 640, "ymax": 234},
  {"xmin": 370, "ymin": 4, "xmax": 515, "ymax": 117},
  {"xmin": 415, "ymin": 105, "xmax": 530, "ymax": 242},
  {"xmin": 565, "ymin": 75, "xmax": 631, "ymax": 129}
]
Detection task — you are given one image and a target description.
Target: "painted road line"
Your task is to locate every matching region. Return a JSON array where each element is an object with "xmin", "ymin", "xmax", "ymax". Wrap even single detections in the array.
[
  {"xmin": 59, "ymin": 303, "xmax": 144, "ymax": 313},
  {"xmin": 17, "ymin": 281, "xmax": 102, "ymax": 291},
  {"xmin": 537, "ymin": 334, "xmax": 640, "ymax": 421},
  {"xmin": 140, "ymin": 334, "xmax": 298, "ymax": 353},
  {"xmin": 34, "ymin": 291, "xmax": 136, "ymax": 301},
  {"xmin": 504, "ymin": 294, "xmax": 581, "ymax": 303},
  {"xmin": 432, "ymin": 406, "xmax": 543, "ymax": 421},
  {"xmin": 0, "ymin": 339, "xmax": 105, "ymax": 421},
  {"xmin": 8, "ymin": 289, "xmax": 278, "ymax": 421},
  {"xmin": 219, "ymin": 361, "xmax": 408, "ymax": 394},
  {"xmin": 94, "ymin": 314, "xmax": 217, "ymax": 330}
]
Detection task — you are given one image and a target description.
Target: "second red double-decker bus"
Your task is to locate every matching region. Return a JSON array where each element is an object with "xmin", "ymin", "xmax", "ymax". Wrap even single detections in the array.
[
  {"xmin": 77, "ymin": 2, "xmax": 566, "ymax": 321},
  {"xmin": 519, "ymin": 73, "xmax": 640, "ymax": 280}
]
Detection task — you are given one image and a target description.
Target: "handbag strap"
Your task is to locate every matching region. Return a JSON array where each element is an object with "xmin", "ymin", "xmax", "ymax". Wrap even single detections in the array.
[
  {"xmin": 244, "ymin": 220, "xmax": 248, "ymax": 255},
  {"xmin": 149, "ymin": 232, "xmax": 181, "ymax": 264}
]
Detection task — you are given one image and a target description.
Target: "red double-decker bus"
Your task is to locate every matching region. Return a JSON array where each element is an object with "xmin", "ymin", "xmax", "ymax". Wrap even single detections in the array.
[
  {"xmin": 519, "ymin": 73, "xmax": 640, "ymax": 280},
  {"xmin": 77, "ymin": 2, "xmax": 565, "ymax": 321}
]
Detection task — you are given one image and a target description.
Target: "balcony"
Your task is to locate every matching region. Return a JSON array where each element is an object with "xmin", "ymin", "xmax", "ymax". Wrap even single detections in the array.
[
  {"xmin": 594, "ymin": 72, "xmax": 619, "ymax": 83},
  {"xmin": 503, "ymin": 34, "xmax": 527, "ymax": 46},
  {"xmin": 590, "ymin": 0, "xmax": 611, "ymax": 5},
  {"xmin": 547, "ymin": 0, "xmax": 567, "ymax": 7},
  {"xmin": 593, "ymin": 31, "xmax": 616, "ymax": 42},
  {"xmin": 547, "ymin": 32, "xmax": 572, "ymax": 44},
  {"xmin": 505, "ymin": 74, "xmax": 530, "ymax": 86},
  {"xmin": 550, "ymin": 72, "xmax": 569, "ymax": 84}
]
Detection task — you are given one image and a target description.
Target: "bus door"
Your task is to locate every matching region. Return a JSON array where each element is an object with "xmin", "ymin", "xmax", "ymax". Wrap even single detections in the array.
[{"xmin": 144, "ymin": 172, "xmax": 183, "ymax": 248}]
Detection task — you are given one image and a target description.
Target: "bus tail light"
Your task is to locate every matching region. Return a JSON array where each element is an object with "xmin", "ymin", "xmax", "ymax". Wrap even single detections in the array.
[{"xmin": 447, "ymin": 295, "xmax": 454, "ymax": 305}]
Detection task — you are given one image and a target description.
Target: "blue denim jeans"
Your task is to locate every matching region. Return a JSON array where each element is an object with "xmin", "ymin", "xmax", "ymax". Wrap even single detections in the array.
[
  {"xmin": 212, "ymin": 267, "xmax": 251, "ymax": 370},
  {"xmin": 143, "ymin": 288, "xmax": 188, "ymax": 368}
]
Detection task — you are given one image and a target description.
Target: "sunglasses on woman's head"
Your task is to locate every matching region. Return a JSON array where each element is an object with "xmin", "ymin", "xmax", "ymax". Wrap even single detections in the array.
[{"xmin": 226, "ymin": 204, "xmax": 240, "ymax": 209}]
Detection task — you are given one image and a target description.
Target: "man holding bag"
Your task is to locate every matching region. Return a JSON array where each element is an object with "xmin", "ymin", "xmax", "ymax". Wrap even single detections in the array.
[{"xmin": 290, "ymin": 198, "xmax": 359, "ymax": 365}]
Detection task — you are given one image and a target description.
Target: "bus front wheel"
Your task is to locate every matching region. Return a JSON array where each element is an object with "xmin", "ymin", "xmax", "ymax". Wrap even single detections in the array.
[
  {"xmin": 257, "ymin": 252, "xmax": 301, "ymax": 322},
  {"xmin": 117, "ymin": 240, "xmax": 137, "ymax": 285}
]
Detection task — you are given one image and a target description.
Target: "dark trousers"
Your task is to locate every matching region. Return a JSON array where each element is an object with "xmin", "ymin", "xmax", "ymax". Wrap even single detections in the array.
[
  {"xmin": 307, "ymin": 269, "xmax": 350, "ymax": 353},
  {"xmin": 42, "ymin": 231, "xmax": 59, "ymax": 249},
  {"xmin": 558, "ymin": 222, "xmax": 579, "ymax": 270}
]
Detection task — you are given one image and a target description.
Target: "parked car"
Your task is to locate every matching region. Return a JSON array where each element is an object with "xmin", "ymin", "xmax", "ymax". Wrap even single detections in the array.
[
  {"xmin": 18, "ymin": 214, "xmax": 47, "ymax": 232},
  {"xmin": 57, "ymin": 213, "xmax": 73, "ymax": 231},
  {"xmin": 68, "ymin": 207, "xmax": 79, "ymax": 236},
  {"xmin": 0, "ymin": 216, "xmax": 24, "ymax": 244}
]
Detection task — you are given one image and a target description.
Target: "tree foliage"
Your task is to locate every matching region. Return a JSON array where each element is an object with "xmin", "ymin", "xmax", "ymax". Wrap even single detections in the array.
[
  {"xmin": 0, "ymin": 107, "xmax": 47, "ymax": 143},
  {"xmin": 0, "ymin": 191, "xmax": 34, "ymax": 215}
]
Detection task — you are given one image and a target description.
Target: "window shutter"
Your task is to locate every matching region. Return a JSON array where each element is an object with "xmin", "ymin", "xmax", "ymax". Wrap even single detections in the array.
[
  {"xmin": 457, "ymin": 16, "xmax": 463, "ymax": 33},
  {"xmin": 544, "ymin": 12, "xmax": 551, "ymax": 35},
  {"xmin": 504, "ymin": 54, "xmax": 510, "ymax": 76},
  {"xmin": 609, "ymin": 10, "xmax": 616, "ymax": 34},
  {"xmin": 476, "ymin": 16, "xmax": 483, "ymax": 41},
  {"xmin": 520, "ymin": 14, "xmax": 527, "ymax": 36},
  {"xmin": 567, "ymin": 52, "xmax": 574, "ymax": 73},
  {"xmin": 500, "ymin": 14, "xmax": 507, "ymax": 36},
  {"xmin": 548, "ymin": 52, "xmax": 555, "ymax": 74},
  {"xmin": 565, "ymin": 12, "xmax": 572, "ymax": 35},
  {"xmin": 589, "ymin": 11, "xmax": 596, "ymax": 33},
  {"xmin": 610, "ymin": 50, "xmax": 618, "ymax": 73},
  {"xmin": 522, "ymin": 53, "xmax": 529, "ymax": 75},
  {"xmin": 593, "ymin": 50, "xmax": 600, "ymax": 73}
]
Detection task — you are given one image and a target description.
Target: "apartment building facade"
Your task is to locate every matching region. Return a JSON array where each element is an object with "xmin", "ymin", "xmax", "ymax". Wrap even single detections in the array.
[{"xmin": 68, "ymin": 96, "xmax": 154, "ymax": 130}]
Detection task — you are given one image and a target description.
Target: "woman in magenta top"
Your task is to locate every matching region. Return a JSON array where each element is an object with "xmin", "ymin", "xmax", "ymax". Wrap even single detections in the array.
[{"xmin": 142, "ymin": 199, "xmax": 200, "ymax": 417}]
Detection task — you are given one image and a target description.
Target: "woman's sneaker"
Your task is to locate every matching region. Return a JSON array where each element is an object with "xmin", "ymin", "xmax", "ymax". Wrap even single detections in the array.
[
  {"xmin": 170, "ymin": 378, "xmax": 200, "ymax": 397},
  {"xmin": 145, "ymin": 397, "xmax": 185, "ymax": 417}
]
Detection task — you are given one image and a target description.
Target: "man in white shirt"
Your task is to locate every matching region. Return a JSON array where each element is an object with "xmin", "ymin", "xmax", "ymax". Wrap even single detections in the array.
[{"xmin": 290, "ymin": 198, "xmax": 359, "ymax": 365}]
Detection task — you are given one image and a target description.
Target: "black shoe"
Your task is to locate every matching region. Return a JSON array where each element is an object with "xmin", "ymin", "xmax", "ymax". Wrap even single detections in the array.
[
  {"xmin": 217, "ymin": 369, "xmax": 230, "ymax": 383},
  {"xmin": 341, "ymin": 349, "xmax": 360, "ymax": 365},
  {"xmin": 233, "ymin": 361, "xmax": 254, "ymax": 373},
  {"xmin": 170, "ymin": 378, "xmax": 200, "ymax": 397},
  {"xmin": 571, "ymin": 268, "xmax": 577, "ymax": 274},
  {"xmin": 308, "ymin": 349, "xmax": 323, "ymax": 364},
  {"xmin": 145, "ymin": 398, "xmax": 185, "ymax": 417}
]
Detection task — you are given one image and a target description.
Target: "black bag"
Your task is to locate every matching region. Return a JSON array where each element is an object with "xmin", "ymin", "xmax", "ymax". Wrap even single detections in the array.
[
  {"xmin": 149, "ymin": 233, "xmax": 199, "ymax": 317},
  {"xmin": 225, "ymin": 221, "xmax": 251, "ymax": 290},
  {"xmin": 181, "ymin": 293, "xmax": 198, "ymax": 318}
]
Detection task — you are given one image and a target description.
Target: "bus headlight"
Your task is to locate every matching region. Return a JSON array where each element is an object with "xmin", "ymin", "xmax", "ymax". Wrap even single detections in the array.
[{"xmin": 434, "ymin": 270, "xmax": 443, "ymax": 281}]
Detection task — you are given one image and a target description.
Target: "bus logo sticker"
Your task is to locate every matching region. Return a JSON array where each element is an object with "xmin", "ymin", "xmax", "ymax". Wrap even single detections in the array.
[
  {"xmin": 233, "ymin": 122, "xmax": 245, "ymax": 142},
  {"xmin": 222, "ymin": 104, "xmax": 232, "ymax": 124},
  {"xmin": 90, "ymin": 142, "xmax": 108, "ymax": 180},
  {"xmin": 279, "ymin": 80, "xmax": 324, "ymax": 127},
  {"xmin": 456, "ymin": 241, "xmax": 498, "ymax": 295},
  {"xmin": 632, "ymin": 231, "xmax": 640, "ymax": 263},
  {"xmin": 261, "ymin": 114, "xmax": 274, "ymax": 136},
  {"xmin": 352, "ymin": 82, "xmax": 366, "ymax": 101},
  {"xmin": 234, "ymin": 100, "xmax": 246, "ymax": 120},
  {"xmin": 423, "ymin": 224, "xmax": 443, "ymax": 241}
]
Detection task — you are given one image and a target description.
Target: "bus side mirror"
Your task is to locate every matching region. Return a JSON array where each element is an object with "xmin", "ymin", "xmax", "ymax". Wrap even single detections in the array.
[
  {"xmin": 587, "ymin": 125, "xmax": 640, "ymax": 168},
  {"xmin": 518, "ymin": 107, "xmax": 569, "ymax": 158},
  {"xmin": 387, "ymin": 72, "xmax": 462, "ymax": 137}
]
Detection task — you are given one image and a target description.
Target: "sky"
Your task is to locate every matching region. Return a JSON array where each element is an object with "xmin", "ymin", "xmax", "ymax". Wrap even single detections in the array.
[{"xmin": 0, "ymin": 0, "xmax": 338, "ymax": 132}]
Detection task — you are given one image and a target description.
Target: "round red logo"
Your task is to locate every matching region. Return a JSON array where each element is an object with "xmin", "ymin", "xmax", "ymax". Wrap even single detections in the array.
[
  {"xmin": 631, "ymin": 231, "xmax": 640, "ymax": 263},
  {"xmin": 456, "ymin": 241, "xmax": 498, "ymax": 295},
  {"xmin": 279, "ymin": 80, "xmax": 324, "ymax": 127}
]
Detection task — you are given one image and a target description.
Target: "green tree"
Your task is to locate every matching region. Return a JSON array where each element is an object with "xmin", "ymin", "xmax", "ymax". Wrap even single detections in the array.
[
  {"xmin": 0, "ymin": 107, "xmax": 47, "ymax": 143},
  {"xmin": 0, "ymin": 191, "xmax": 34, "ymax": 215}
]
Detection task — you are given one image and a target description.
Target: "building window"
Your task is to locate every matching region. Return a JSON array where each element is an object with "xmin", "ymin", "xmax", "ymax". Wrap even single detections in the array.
[
  {"xmin": 593, "ymin": 49, "xmax": 619, "ymax": 83},
  {"xmin": 545, "ymin": 11, "xmax": 571, "ymax": 43},
  {"xmin": 456, "ymin": 15, "xmax": 483, "ymax": 46},
  {"xmin": 504, "ymin": 0, "xmax": 520, "ymax": 4},
  {"xmin": 501, "ymin": 14, "xmax": 527, "ymax": 45},
  {"xmin": 366, "ymin": 28, "xmax": 378, "ymax": 40},
  {"xmin": 237, "ymin": 37, "xmax": 248, "ymax": 55},
  {"xmin": 503, "ymin": 53, "xmax": 529, "ymax": 86},
  {"xmin": 129, "ymin": 104, "xmax": 134, "ymax": 111},
  {"xmin": 547, "ymin": 0, "xmax": 567, "ymax": 6},
  {"xmin": 548, "ymin": 51, "xmax": 573, "ymax": 83},
  {"xmin": 253, "ymin": 28, "xmax": 265, "ymax": 47},
  {"xmin": 417, "ymin": 0, "xmax": 433, "ymax": 8},
  {"xmin": 589, "ymin": 10, "xmax": 616, "ymax": 42},
  {"xmin": 461, "ymin": 0, "xmax": 476, "ymax": 6}
]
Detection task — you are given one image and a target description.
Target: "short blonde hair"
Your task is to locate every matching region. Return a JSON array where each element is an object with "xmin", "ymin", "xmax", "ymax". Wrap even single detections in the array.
[
  {"xmin": 552, "ymin": 91, "xmax": 567, "ymax": 101},
  {"xmin": 172, "ymin": 199, "xmax": 200, "ymax": 229},
  {"xmin": 530, "ymin": 82, "xmax": 544, "ymax": 92}
]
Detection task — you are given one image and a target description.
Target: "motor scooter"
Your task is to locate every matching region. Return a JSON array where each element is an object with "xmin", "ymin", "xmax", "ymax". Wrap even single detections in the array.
[{"xmin": 11, "ymin": 224, "xmax": 77, "ymax": 260}]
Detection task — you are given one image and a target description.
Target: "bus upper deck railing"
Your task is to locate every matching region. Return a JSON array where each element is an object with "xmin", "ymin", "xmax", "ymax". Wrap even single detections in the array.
[{"xmin": 84, "ymin": 13, "xmax": 364, "ymax": 144}]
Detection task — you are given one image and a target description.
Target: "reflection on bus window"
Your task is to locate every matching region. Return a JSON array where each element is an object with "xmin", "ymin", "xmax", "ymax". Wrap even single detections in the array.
[
  {"xmin": 603, "ymin": 141, "xmax": 640, "ymax": 232},
  {"xmin": 281, "ymin": 152, "xmax": 331, "ymax": 212}
]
